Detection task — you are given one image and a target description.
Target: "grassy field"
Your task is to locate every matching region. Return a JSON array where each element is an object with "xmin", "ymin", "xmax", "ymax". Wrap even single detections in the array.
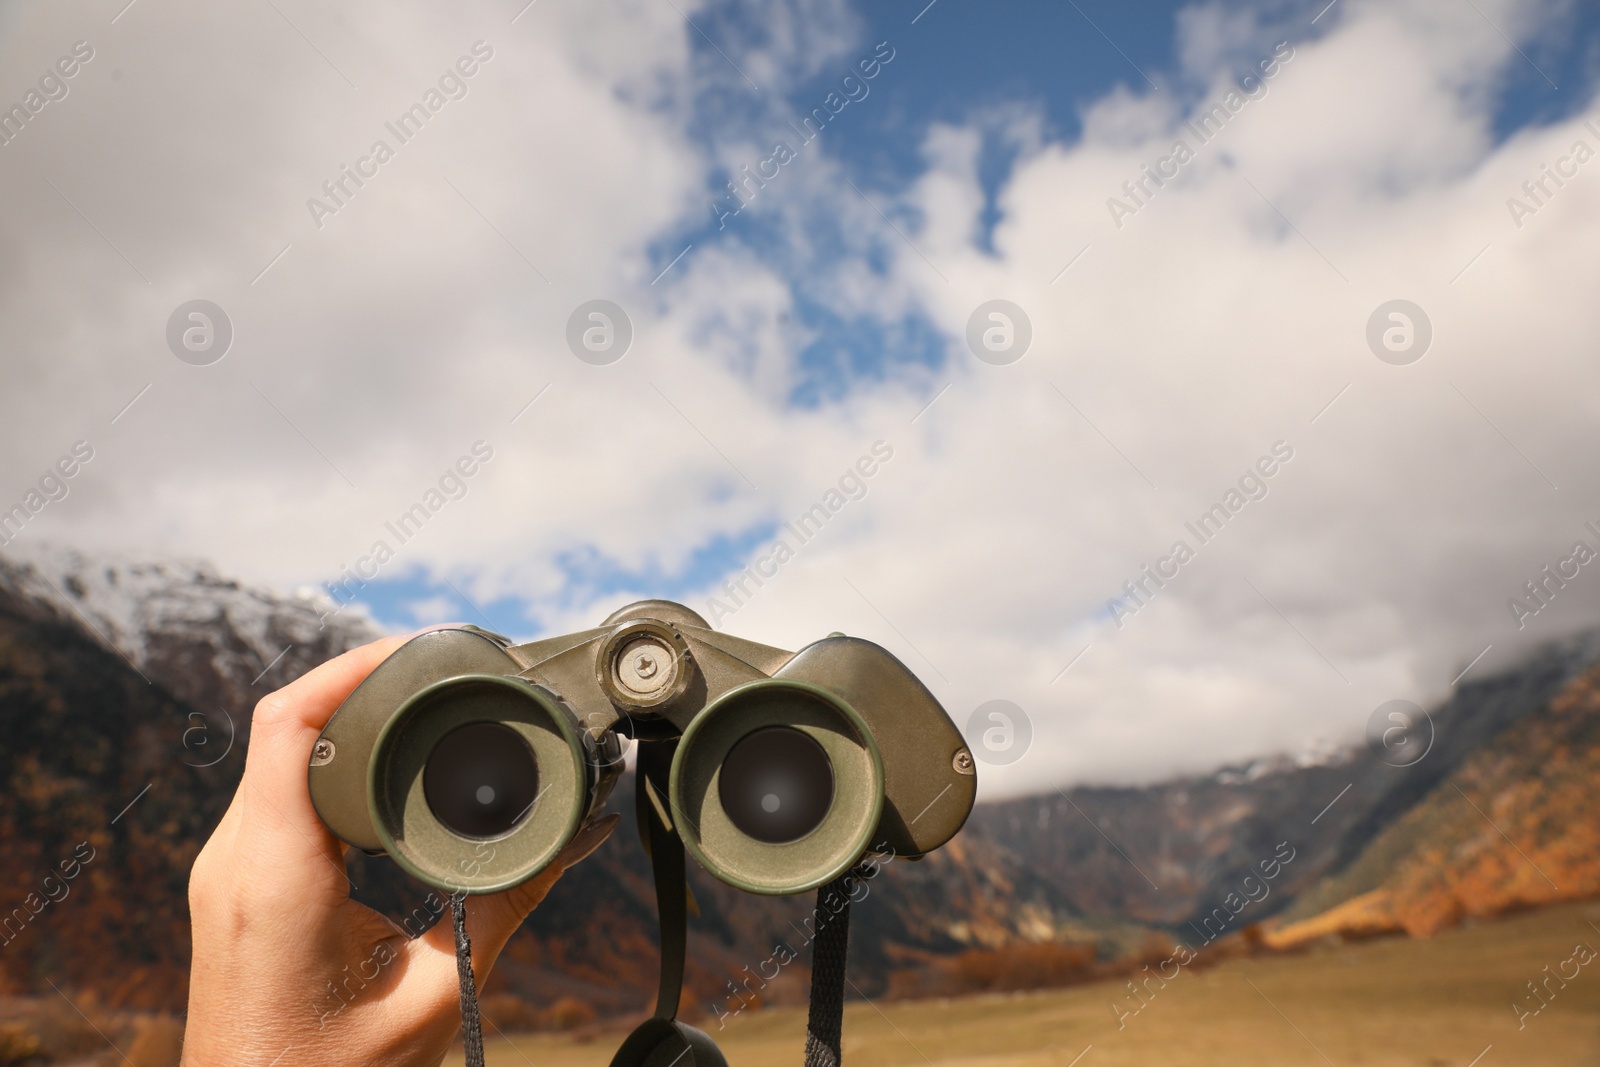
[{"xmin": 452, "ymin": 900, "xmax": 1600, "ymax": 1066}]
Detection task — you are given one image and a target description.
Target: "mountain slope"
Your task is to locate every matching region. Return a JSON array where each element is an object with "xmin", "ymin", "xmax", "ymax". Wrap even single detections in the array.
[
  {"xmin": 963, "ymin": 626, "xmax": 1600, "ymax": 935},
  {"xmin": 0, "ymin": 544, "xmax": 378, "ymax": 711},
  {"xmin": 1267, "ymin": 658, "xmax": 1600, "ymax": 945},
  {"xmin": 0, "ymin": 572, "xmax": 206, "ymax": 1007}
]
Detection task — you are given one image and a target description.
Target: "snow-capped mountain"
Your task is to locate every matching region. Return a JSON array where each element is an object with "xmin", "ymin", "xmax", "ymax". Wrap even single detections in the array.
[{"xmin": 0, "ymin": 544, "xmax": 379, "ymax": 717}]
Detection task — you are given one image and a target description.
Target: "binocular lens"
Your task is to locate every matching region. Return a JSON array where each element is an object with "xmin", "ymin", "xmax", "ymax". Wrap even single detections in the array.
[
  {"xmin": 672, "ymin": 680, "xmax": 883, "ymax": 895},
  {"xmin": 368, "ymin": 674, "xmax": 593, "ymax": 893},
  {"xmin": 422, "ymin": 721, "xmax": 540, "ymax": 839},
  {"xmin": 718, "ymin": 726, "xmax": 834, "ymax": 843}
]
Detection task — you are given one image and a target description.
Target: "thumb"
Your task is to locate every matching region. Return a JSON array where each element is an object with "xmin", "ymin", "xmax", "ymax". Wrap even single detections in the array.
[{"xmin": 416, "ymin": 812, "xmax": 622, "ymax": 972}]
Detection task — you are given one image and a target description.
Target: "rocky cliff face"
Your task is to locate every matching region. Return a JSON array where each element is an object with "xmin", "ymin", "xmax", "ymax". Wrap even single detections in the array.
[{"xmin": 0, "ymin": 546, "xmax": 1594, "ymax": 1028}]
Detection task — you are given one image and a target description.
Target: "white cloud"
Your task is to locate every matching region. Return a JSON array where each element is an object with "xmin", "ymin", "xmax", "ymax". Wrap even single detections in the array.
[
  {"xmin": 3, "ymin": 0, "xmax": 1599, "ymax": 797},
  {"xmin": 674, "ymin": 0, "xmax": 1600, "ymax": 792}
]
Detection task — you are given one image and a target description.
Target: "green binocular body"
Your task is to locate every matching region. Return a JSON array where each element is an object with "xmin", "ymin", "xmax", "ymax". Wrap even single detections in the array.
[{"xmin": 309, "ymin": 599, "xmax": 976, "ymax": 897}]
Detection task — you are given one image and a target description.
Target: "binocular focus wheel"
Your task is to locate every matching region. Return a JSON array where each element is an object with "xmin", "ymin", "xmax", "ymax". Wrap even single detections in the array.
[
  {"xmin": 367, "ymin": 674, "xmax": 589, "ymax": 894},
  {"xmin": 670, "ymin": 680, "xmax": 884, "ymax": 896}
]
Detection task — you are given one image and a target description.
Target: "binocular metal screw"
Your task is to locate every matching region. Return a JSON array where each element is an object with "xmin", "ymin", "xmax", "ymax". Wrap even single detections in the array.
[
  {"xmin": 614, "ymin": 635, "xmax": 672, "ymax": 696},
  {"xmin": 310, "ymin": 738, "xmax": 335, "ymax": 767},
  {"xmin": 599, "ymin": 619, "xmax": 696, "ymax": 712}
]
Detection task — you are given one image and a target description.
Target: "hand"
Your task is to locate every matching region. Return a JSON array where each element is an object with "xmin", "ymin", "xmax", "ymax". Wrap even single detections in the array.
[{"xmin": 181, "ymin": 634, "xmax": 620, "ymax": 1067}]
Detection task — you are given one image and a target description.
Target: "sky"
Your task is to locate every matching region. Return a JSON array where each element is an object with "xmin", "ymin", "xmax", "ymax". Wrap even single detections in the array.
[{"xmin": 3, "ymin": 0, "xmax": 1600, "ymax": 797}]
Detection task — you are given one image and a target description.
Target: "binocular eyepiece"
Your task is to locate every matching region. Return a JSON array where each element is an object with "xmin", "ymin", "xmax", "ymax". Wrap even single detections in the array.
[{"xmin": 309, "ymin": 600, "xmax": 975, "ymax": 897}]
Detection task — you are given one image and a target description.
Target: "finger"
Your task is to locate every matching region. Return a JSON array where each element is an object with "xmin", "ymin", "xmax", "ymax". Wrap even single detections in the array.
[
  {"xmin": 234, "ymin": 634, "xmax": 414, "ymax": 889},
  {"xmin": 557, "ymin": 811, "xmax": 624, "ymax": 866},
  {"xmin": 242, "ymin": 633, "xmax": 412, "ymax": 807},
  {"xmin": 413, "ymin": 813, "xmax": 622, "ymax": 969},
  {"xmin": 474, "ymin": 812, "xmax": 622, "ymax": 953},
  {"xmin": 251, "ymin": 632, "xmax": 416, "ymax": 737}
]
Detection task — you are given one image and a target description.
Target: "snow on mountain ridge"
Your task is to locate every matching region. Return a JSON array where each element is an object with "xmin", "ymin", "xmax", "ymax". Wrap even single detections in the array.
[{"xmin": 0, "ymin": 543, "xmax": 380, "ymax": 706}]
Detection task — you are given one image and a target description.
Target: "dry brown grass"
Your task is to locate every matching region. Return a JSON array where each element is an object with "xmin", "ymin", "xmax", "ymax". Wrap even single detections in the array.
[{"xmin": 450, "ymin": 898, "xmax": 1600, "ymax": 1066}]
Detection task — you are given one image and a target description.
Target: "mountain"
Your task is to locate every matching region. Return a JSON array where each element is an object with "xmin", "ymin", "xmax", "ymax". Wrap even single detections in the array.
[
  {"xmin": 0, "ymin": 548, "xmax": 377, "ymax": 1013},
  {"xmin": 962, "ymin": 626, "xmax": 1600, "ymax": 938},
  {"xmin": 1264, "ymin": 656, "xmax": 1600, "ymax": 946},
  {"xmin": 0, "ymin": 544, "xmax": 377, "ymax": 712},
  {"xmin": 1, "ymin": 544, "xmax": 1597, "ymax": 1046}
]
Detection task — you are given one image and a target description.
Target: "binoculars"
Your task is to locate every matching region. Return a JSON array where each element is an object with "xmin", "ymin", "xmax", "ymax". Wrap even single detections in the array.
[{"xmin": 309, "ymin": 599, "xmax": 976, "ymax": 898}]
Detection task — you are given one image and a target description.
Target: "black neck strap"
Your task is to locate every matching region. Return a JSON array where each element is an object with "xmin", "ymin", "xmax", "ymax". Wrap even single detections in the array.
[
  {"xmin": 637, "ymin": 738, "xmax": 688, "ymax": 1021},
  {"xmin": 451, "ymin": 892, "xmax": 487, "ymax": 1067},
  {"xmin": 803, "ymin": 868, "xmax": 859, "ymax": 1067}
]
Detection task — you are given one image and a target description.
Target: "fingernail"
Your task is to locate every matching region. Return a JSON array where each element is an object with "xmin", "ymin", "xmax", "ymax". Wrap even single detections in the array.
[{"xmin": 584, "ymin": 812, "xmax": 622, "ymax": 840}]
